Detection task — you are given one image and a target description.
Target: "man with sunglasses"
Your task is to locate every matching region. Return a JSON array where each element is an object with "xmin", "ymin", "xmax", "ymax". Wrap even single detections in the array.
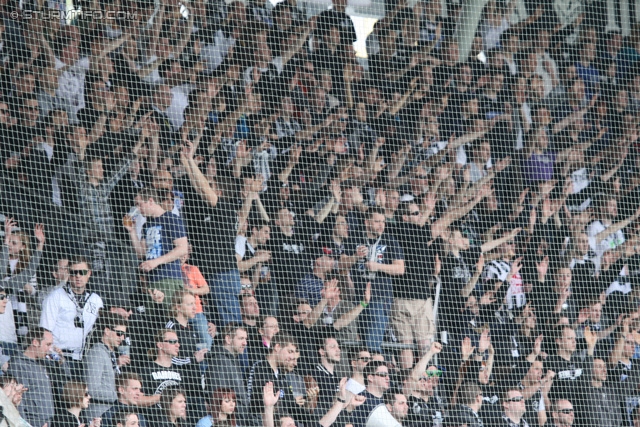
[
  {"xmin": 404, "ymin": 363, "xmax": 446, "ymax": 427},
  {"xmin": 548, "ymin": 400, "xmax": 575, "ymax": 427},
  {"xmin": 498, "ymin": 389, "xmax": 530, "ymax": 427},
  {"xmin": 85, "ymin": 312, "xmax": 129, "ymax": 419},
  {"xmin": 351, "ymin": 360, "xmax": 391, "ymax": 427},
  {"xmin": 347, "ymin": 347, "xmax": 372, "ymax": 394},
  {"xmin": 40, "ymin": 257, "xmax": 104, "ymax": 364}
]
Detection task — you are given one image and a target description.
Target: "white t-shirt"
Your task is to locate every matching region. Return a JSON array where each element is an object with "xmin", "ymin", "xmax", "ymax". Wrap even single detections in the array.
[
  {"xmin": 366, "ymin": 404, "xmax": 402, "ymax": 427},
  {"xmin": 55, "ymin": 56, "xmax": 90, "ymax": 119},
  {"xmin": 0, "ymin": 298, "xmax": 17, "ymax": 343},
  {"xmin": 40, "ymin": 287, "xmax": 103, "ymax": 359},
  {"xmin": 587, "ymin": 220, "xmax": 625, "ymax": 271},
  {"xmin": 166, "ymin": 84, "xmax": 193, "ymax": 131}
]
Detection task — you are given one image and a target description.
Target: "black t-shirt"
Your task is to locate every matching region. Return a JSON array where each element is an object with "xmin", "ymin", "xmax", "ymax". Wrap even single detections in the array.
[
  {"xmin": 269, "ymin": 224, "xmax": 312, "ymax": 292},
  {"xmin": 519, "ymin": 382, "xmax": 543, "ymax": 427},
  {"xmin": 546, "ymin": 354, "xmax": 591, "ymax": 402},
  {"xmin": 246, "ymin": 360, "xmax": 286, "ymax": 417},
  {"xmin": 129, "ymin": 360, "xmax": 185, "ymax": 397},
  {"xmin": 164, "ymin": 318, "xmax": 200, "ymax": 364},
  {"xmin": 439, "ymin": 246, "xmax": 482, "ymax": 331},
  {"xmin": 344, "ymin": 231, "xmax": 404, "ymax": 299},
  {"xmin": 310, "ymin": 364, "xmax": 341, "ymax": 415},
  {"xmin": 392, "ymin": 221, "xmax": 436, "ymax": 300},
  {"xmin": 406, "ymin": 394, "xmax": 445, "ymax": 427},
  {"xmin": 190, "ymin": 195, "xmax": 241, "ymax": 276}
]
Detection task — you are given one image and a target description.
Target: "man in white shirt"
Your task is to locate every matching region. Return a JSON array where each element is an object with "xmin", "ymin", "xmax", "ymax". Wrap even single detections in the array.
[
  {"xmin": 40, "ymin": 256, "xmax": 103, "ymax": 363},
  {"xmin": 587, "ymin": 196, "xmax": 640, "ymax": 271},
  {"xmin": 367, "ymin": 390, "xmax": 409, "ymax": 427}
]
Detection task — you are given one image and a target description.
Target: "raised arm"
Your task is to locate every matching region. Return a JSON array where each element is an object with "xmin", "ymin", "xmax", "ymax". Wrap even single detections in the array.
[{"xmin": 180, "ymin": 142, "xmax": 219, "ymax": 207}]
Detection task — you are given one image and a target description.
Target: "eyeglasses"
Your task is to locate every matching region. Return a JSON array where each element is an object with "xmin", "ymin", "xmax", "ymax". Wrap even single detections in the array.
[
  {"xmin": 70, "ymin": 269, "xmax": 89, "ymax": 276},
  {"xmin": 425, "ymin": 370, "xmax": 442, "ymax": 378},
  {"xmin": 359, "ymin": 356, "xmax": 372, "ymax": 362},
  {"xmin": 558, "ymin": 409, "xmax": 574, "ymax": 414},
  {"xmin": 374, "ymin": 372, "xmax": 389, "ymax": 378},
  {"xmin": 0, "ymin": 294, "xmax": 6, "ymax": 301},
  {"xmin": 505, "ymin": 396, "xmax": 524, "ymax": 403},
  {"xmin": 163, "ymin": 339, "xmax": 179, "ymax": 344}
]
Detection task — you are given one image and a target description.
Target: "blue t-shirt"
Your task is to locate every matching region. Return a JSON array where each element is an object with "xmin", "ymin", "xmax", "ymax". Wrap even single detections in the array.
[{"xmin": 143, "ymin": 211, "xmax": 187, "ymax": 283}]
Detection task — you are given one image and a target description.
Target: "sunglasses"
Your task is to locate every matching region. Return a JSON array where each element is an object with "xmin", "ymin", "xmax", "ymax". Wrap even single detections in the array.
[
  {"xmin": 409, "ymin": 211, "xmax": 421, "ymax": 216},
  {"xmin": 70, "ymin": 269, "xmax": 89, "ymax": 276},
  {"xmin": 359, "ymin": 356, "xmax": 372, "ymax": 362},
  {"xmin": 84, "ymin": 392, "xmax": 90, "ymax": 397},
  {"xmin": 425, "ymin": 370, "xmax": 443, "ymax": 378},
  {"xmin": 558, "ymin": 409, "xmax": 574, "ymax": 414},
  {"xmin": 163, "ymin": 339, "xmax": 179, "ymax": 344},
  {"xmin": 0, "ymin": 294, "xmax": 6, "ymax": 301},
  {"xmin": 506, "ymin": 396, "xmax": 524, "ymax": 403},
  {"xmin": 374, "ymin": 372, "xmax": 389, "ymax": 378},
  {"xmin": 113, "ymin": 330, "xmax": 126, "ymax": 337}
]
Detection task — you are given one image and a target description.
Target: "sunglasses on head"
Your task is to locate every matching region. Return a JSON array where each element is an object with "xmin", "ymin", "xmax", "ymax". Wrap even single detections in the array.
[
  {"xmin": 70, "ymin": 269, "xmax": 89, "ymax": 276},
  {"xmin": 425, "ymin": 370, "xmax": 442, "ymax": 378}
]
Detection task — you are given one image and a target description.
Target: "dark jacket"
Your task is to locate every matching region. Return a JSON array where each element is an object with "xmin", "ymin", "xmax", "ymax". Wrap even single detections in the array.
[
  {"xmin": 445, "ymin": 405, "xmax": 485, "ymax": 427},
  {"xmin": 207, "ymin": 346, "xmax": 249, "ymax": 420}
]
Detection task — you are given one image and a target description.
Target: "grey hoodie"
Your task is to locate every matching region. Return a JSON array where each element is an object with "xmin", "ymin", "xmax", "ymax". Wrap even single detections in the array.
[{"xmin": 7, "ymin": 355, "xmax": 55, "ymax": 427}]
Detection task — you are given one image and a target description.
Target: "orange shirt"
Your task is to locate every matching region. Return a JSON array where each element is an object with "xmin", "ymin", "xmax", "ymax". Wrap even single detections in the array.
[{"xmin": 182, "ymin": 264, "xmax": 207, "ymax": 313}]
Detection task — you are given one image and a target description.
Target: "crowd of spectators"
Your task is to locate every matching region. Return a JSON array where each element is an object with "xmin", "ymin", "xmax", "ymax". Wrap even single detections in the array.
[{"xmin": 1, "ymin": 0, "xmax": 640, "ymax": 425}]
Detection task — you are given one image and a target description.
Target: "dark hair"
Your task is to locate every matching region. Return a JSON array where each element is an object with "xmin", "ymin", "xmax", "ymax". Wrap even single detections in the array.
[
  {"xmin": 383, "ymin": 388, "xmax": 404, "ymax": 406},
  {"xmin": 137, "ymin": 188, "xmax": 160, "ymax": 204},
  {"xmin": 367, "ymin": 207, "xmax": 386, "ymax": 219},
  {"xmin": 457, "ymin": 382, "xmax": 482, "ymax": 406},
  {"xmin": 116, "ymin": 372, "xmax": 141, "ymax": 391},
  {"xmin": 349, "ymin": 346, "xmax": 370, "ymax": 363},
  {"xmin": 159, "ymin": 386, "xmax": 186, "ymax": 419},
  {"xmin": 68, "ymin": 256, "xmax": 92, "ymax": 271},
  {"xmin": 222, "ymin": 323, "xmax": 246, "ymax": 340},
  {"xmin": 25, "ymin": 326, "xmax": 50, "ymax": 346},
  {"xmin": 209, "ymin": 388, "xmax": 237, "ymax": 426},
  {"xmin": 62, "ymin": 381, "xmax": 88, "ymax": 407},
  {"xmin": 97, "ymin": 311, "xmax": 128, "ymax": 334},
  {"xmin": 114, "ymin": 409, "xmax": 138, "ymax": 427},
  {"xmin": 363, "ymin": 360, "xmax": 387, "ymax": 386},
  {"xmin": 270, "ymin": 332, "xmax": 298, "ymax": 353}
]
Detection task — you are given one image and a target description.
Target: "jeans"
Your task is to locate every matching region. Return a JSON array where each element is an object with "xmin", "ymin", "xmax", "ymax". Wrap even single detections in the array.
[
  {"xmin": 210, "ymin": 269, "xmax": 242, "ymax": 324},
  {"xmin": 359, "ymin": 297, "xmax": 392, "ymax": 353},
  {"xmin": 189, "ymin": 312, "xmax": 212, "ymax": 351}
]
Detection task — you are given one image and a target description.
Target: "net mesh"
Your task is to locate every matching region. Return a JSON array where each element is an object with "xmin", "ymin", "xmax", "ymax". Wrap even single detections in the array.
[{"xmin": 0, "ymin": 0, "xmax": 638, "ymax": 426}]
